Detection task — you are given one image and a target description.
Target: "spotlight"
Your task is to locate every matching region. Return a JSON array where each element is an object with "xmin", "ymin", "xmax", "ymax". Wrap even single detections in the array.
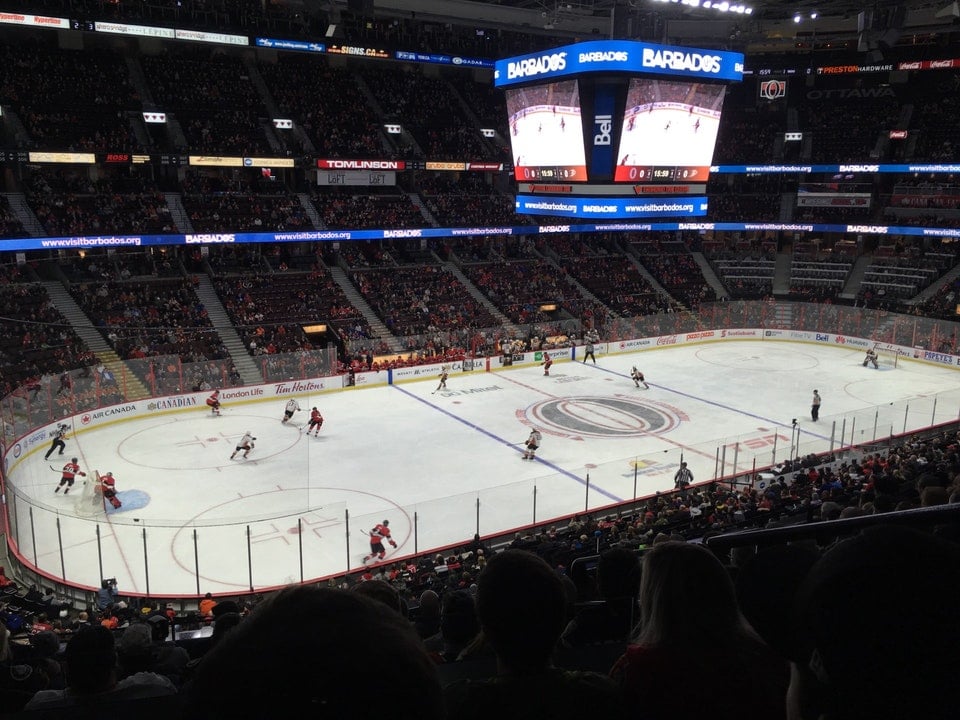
[
  {"xmin": 794, "ymin": 13, "xmax": 802, "ymax": 22},
  {"xmin": 810, "ymin": 11, "xmax": 818, "ymax": 19}
]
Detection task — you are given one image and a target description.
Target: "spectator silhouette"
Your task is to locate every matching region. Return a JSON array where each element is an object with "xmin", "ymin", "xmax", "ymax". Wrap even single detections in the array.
[
  {"xmin": 786, "ymin": 525, "xmax": 960, "ymax": 720},
  {"xmin": 611, "ymin": 541, "xmax": 787, "ymax": 720},
  {"xmin": 444, "ymin": 549, "xmax": 623, "ymax": 719},
  {"xmin": 25, "ymin": 624, "xmax": 176, "ymax": 710},
  {"xmin": 183, "ymin": 586, "xmax": 443, "ymax": 720},
  {"xmin": 561, "ymin": 547, "xmax": 641, "ymax": 648}
]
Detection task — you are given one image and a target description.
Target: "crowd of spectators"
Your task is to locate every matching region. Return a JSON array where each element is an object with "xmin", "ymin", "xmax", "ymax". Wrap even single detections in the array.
[
  {"xmin": 0, "ymin": 283, "xmax": 91, "ymax": 395},
  {"xmin": 359, "ymin": 65, "xmax": 489, "ymax": 159},
  {"xmin": 70, "ymin": 278, "xmax": 228, "ymax": 364},
  {"xmin": 25, "ymin": 167, "xmax": 177, "ymax": 237},
  {"xmin": 140, "ymin": 52, "xmax": 271, "ymax": 155},
  {"xmin": 0, "ymin": 42, "xmax": 142, "ymax": 152},
  {"xmin": 258, "ymin": 54, "xmax": 385, "ymax": 158},
  {"xmin": 0, "ymin": 196, "xmax": 27, "ymax": 239},
  {"xmin": 634, "ymin": 242, "xmax": 716, "ymax": 309},
  {"xmin": 313, "ymin": 188, "xmax": 424, "ymax": 230},
  {"xmin": 350, "ymin": 265, "xmax": 498, "ymax": 338}
]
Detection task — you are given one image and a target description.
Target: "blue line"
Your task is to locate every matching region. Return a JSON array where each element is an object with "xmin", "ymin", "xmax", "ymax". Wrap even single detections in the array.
[
  {"xmin": 591, "ymin": 364, "xmax": 832, "ymax": 441},
  {"xmin": 391, "ymin": 385, "xmax": 623, "ymax": 502}
]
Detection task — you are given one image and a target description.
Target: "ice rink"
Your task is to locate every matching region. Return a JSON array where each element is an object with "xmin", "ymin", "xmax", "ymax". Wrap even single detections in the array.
[
  {"xmin": 7, "ymin": 340, "xmax": 960, "ymax": 597},
  {"xmin": 617, "ymin": 106, "xmax": 721, "ymax": 167}
]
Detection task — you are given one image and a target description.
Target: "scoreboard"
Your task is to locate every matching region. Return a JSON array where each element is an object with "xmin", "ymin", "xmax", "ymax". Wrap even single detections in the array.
[{"xmin": 495, "ymin": 40, "xmax": 744, "ymax": 220}]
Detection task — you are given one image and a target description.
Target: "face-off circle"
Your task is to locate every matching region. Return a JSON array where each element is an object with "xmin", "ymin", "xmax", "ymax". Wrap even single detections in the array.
[{"xmin": 519, "ymin": 396, "xmax": 687, "ymax": 439}]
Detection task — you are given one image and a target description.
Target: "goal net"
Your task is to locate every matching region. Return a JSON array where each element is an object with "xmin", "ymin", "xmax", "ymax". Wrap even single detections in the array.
[
  {"xmin": 74, "ymin": 471, "xmax": 106, "ymax": 518},
  {"xmin": 873, "ymin": 347, "xmax": 900, "ymax": 369}
]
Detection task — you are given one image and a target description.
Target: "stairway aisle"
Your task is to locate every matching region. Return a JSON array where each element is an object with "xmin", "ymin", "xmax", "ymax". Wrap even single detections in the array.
[
  {"xmin": 193, "ymin": 276, "xmax": 263, "ymax": 386},
  {"xmin": 41, "ymin": 281, "xmax": 152, "ymax": 400}
]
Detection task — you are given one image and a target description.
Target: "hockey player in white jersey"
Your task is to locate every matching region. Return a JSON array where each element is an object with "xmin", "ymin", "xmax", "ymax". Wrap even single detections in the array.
[
  {"xmin": 230, "ymin": 431, "xmax": 257, "ymax": 460},
  {"xmin": 631, "ymin": 367, "xmax": 649, "ymax": 389},
  {"xmin": 281, "ymin": 398, "xmax": 301, "ymax": 424}
]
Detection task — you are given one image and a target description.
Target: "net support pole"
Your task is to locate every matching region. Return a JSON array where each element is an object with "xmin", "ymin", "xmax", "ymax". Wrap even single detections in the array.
[
  {"xmin": 873, "ymin": 411, "xmax": 879, "ymax": 442},
  {"xmin": 903, "ymin": 403, "xmax": 910, "ymax": 435},
  {"xmin": 56, "ymin": 517, "xmax": 65, "ymax": 580},
  {"xmin": 584, "ymin": 473, "xmax": 590, "ymax": 512},
  {"xmin": 840, "ymin": 418, "xmax": 847, "ymax": 450},
  {"xmin": 931, "ymin": 396, "xmax": 938, "ymax": 427},
  {"xmin": 475, "ymin": 497, "xmax": 480, "ymax": 538},
  {"xmin": 142, "ymin": 527, "xmax": 150, "ymax": 598},
  {"xmin": 345, "ymin": 509, "xmax": 351, "ymax": 572},
  {"xmin": 732, "ymin": 442, "xmax": 740, "ymax": 480},
  {"xmin": 193, "ymin": 529, "xmax": 200, "ymax": 597},
  {"xmin": 96, "ymin": 525, "xmax": 104, "ymax": 587},
  {"xmin": 298, "ymin": 518, "xmax": 304, "ymax": 584},
  {"xmin": 414, "ymin": 511, "xmax": 419, "ymax": 556},
  {"xmin": 633, "ymin": 460, "xmax": 638, "ymax": 501},
  {"xmin": 533, "ymin": 485, "xmax": 537, "ymax": 526},
  {"xmin": 246, "ymin": 525, "xmax": 253, "ymax": 592}
]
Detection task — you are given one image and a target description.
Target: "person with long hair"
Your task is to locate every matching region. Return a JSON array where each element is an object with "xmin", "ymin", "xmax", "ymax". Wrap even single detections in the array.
[{"xmin": 610, "ymin": 541, "xmax": 787, "ymax": 720}]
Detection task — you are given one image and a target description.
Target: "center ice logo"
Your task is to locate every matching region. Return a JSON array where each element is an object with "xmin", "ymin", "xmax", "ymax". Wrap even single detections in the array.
[{"xmin": 519, "ymin": 396, "xmax": 688, "ymax": 439}]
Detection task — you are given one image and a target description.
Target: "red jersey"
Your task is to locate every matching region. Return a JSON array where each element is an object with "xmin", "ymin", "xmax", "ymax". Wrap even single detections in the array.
[
  {"xmin": 101, "ymin": 474, "xmax": 116, "ymax": 489},
  {"xmin": 206, "ymin": 391, "xmax": 220, "ymax": 407},
  {"xmin": 310, "ymin": 409, "xmax": 323, "ymax": 423},
  {"xmin": 369, "ymin": 523, "xmax": 391, "ymax": 547},
  {"xmin": 61, "ymin": 462, "xmax": 83, "ymax": 479}
]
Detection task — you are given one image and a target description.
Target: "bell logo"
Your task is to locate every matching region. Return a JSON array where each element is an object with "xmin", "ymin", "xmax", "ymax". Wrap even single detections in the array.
[
  {"xmin": 594, "ymin": 114, "xmax": 612, "ymax": 146},
  {"xmin": 759, "ymin": 79, "xmax": 786, "ymax": 100}
]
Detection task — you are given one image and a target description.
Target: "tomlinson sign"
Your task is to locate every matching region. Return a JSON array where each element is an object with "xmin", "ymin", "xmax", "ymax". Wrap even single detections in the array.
[{"xmin": 316, "ymin": 159, "xmax": 405, "ymax": 170}]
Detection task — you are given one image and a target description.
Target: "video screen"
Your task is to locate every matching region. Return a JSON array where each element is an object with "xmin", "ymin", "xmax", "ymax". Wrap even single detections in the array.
[
  {"xmin": 505, "ymin": 79, "xmax": 588, "ymax": 182},
  {"xmin": 614, "ymin": 78, "xmax": 726, "ymax": 183}
]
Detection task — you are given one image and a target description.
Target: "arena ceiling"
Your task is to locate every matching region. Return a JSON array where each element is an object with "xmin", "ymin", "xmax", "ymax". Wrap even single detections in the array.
[{"xmin": 370, "ymin": 0, "xmax": 957, "ymax": 51}]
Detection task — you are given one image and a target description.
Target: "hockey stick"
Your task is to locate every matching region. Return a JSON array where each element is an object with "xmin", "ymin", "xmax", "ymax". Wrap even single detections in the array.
[{"xmin": 49, "ymin": 465, "xmax": 61, "ymax": 472}]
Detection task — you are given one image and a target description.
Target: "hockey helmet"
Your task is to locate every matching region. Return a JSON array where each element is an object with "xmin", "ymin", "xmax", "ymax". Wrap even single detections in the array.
[
  {"xmin": 382, "ymin": 520, "xmax": 389, "ymax": 526},
  {"xmin": 71, "ymin": 457, "xmax": 78, "ymax": 463}
]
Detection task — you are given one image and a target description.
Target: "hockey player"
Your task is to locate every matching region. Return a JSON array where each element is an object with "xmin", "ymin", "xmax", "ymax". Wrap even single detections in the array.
[
  {"xmin": 541, "ymin": 351, "xmax": 553, "ymax": 377},
  {"xmin": 583, "ymin": 330, "xmax": 599, "ymax": 364},
  {"xmin": 363, "ymin": 520, "xmax": 397, "ymax": 564},
  {"xmin": 631, "ymin": 366, "xmax": 650, "ymax": 389},
  {"xmin": 230, "ymin": 431, "xmax": 256, "ymax": 460},
  {"xmin": 206, "ymin": 389, "xmax": 222, "ymax": 416},
  {"xmin": 281, "ymin": 398, "xmax": 301, "ymax": 424},
  {"xmin": 434, "ymin": 367, "xmax": 448, "ymax": 394},
  {"xmin": 522, "ymin": 428, "xmax": 542, "ymax": 460},
  {"xmin": 306, "ymin": 407, "xmax": 324, "ymax": 436},
  {"xmin": 100, "ymin": 471, "xmax": 122, "ymax": 509},
  {"xmin": 811, "ymin": 389, "xmax": 822, "ymax": 422},
  {"xmin": 54, "ymin": 458, "xmax": 86, "ymax": 495},
  {"xmin": 44, "ymin": 423, "xmax": 69, "ymax": 460},
  {"xmin": 674, "ymin": 461, "xmax": 693, "ymax": 489},
  {"xmin": 863, "ymin": 347, "xmax": 879, "ymax": 369}
]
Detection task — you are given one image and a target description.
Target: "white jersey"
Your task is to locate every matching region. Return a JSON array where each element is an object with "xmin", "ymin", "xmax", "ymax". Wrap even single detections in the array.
[
  {"xmin": 285, "ymin": 399, "xmax": 301, "ymax": 413},
  {"xmin": 239, "ymin": 432, "xmax": 256, "ymax": 447},
  {"xmin": 527, "ymin": 430, "xmax": 542, "ymax": 448}
]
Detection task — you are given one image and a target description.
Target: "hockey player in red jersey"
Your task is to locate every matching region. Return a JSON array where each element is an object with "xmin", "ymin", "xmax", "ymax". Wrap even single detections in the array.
[
  {"xmin": 541, "ymin": 351, "xmax": 553, "ymax": 376},
  {"xmin": 54, "ymin": 458, "xmax": 86, "ymax": 494},
  {"xmin": 100, "ymin": 471, "xmax": 122, "ymax": 508},
  {"xmin": 363, "ymin": 520, "xmax": 397, "ymax": 564},
  {"xmin": 206, "ymin": 389, "xmax": 222, "ymax": 416},
  {"xmin": 306, "ymin": 407, "xmax": 324, "ymax": 436}
]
